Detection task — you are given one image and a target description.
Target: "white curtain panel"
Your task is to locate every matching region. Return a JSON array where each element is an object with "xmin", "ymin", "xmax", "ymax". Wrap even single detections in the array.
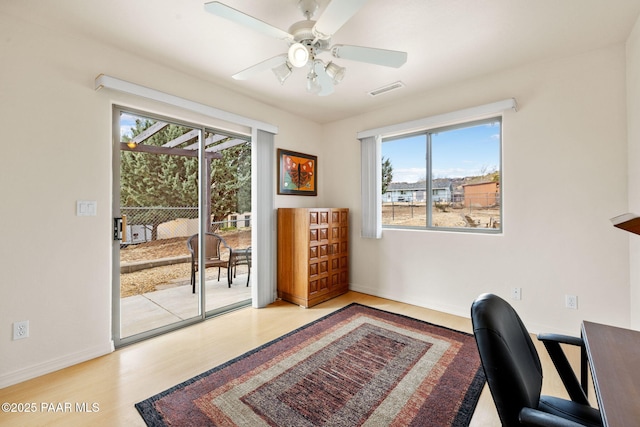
[
  {"xmin": 253, "ymin": 129, "xmax": 276, "ymax": 307},
  {"xmin": 360, "ymin": 135, "xmax": 382, "ymax": 239}
]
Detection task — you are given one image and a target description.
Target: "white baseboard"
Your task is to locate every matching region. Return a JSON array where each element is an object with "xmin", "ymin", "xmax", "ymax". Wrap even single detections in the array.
[
  {"xmin": 349, "ymin": 283, "xmax": 472, "ymax": 320},
  {"xmin": 349, "ymin": 284, "xmax": 575, "ymax": 336},
  {"xmin": 0, "ymin": 340, "xmax": 114, "ymax": 389}
]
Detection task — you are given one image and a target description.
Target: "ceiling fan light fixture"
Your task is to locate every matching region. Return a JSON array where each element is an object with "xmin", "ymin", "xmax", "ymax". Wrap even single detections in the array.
[
  {"xmin": 272, "ymin": 61, "xmax": 292, "ymax": 84},
  {"xmin": 206, "ymin": 1, "xmax": 407, "ymax": 96},
  {"xmin": 306, "ymin": 70, "xmax": 321, "ymax": 94},
  {"xmin": 325, "ymin": 61, "xmax": 346, "ymax": 84},
  {"xmin": 288, "ymin": 43, "xmax": 309, "ymax": 68}
]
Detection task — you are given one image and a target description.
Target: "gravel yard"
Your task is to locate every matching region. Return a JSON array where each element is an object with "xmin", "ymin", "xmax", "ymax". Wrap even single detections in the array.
[
  {"xmin": 382, "ymin": 203, "xmax": 500, "ymax": 228},
  {"xmin": 119, "ymin": 231, "xmax": 251, "ymax": 297}
]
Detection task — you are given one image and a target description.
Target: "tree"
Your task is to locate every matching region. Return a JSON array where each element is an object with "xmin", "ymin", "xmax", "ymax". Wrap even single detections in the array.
[
  {"xmin": 382, "ymin": 156, "xmax": 393, "ymax": 195},
  {"xmin": 209, "ymin": 140, "xmax": 251, "ymax": 227},
  {"xmin": 120, "ymin": 132, "xmax": 199, "ymax": 207},
  {"xmin": 120, "ymin": 118, "xmax": 251, "ymax": 236}
]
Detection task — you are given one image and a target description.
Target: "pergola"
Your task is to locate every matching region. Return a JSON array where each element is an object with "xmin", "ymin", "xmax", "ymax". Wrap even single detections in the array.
[{"xmin": 121, "ymin": 120, "xmax": 250, "ymax": 232}]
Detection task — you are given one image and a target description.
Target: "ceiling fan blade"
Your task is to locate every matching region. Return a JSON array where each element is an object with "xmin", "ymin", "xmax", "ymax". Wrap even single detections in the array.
[
  {"xmin": 312, "ymin": 0, "xmax": 369, "ymax": 39},
  {"xmin": 331, "ymin": 45, "xmax": 407, "ymax": 68},
  {"xmin": 204, "ymin": 2, "xmax": 293, "ymax": 41},
  {"xmin": 232, "ymin": 55, "xmax": 287, "ymax": 80},
  {"xmin": 313, "ymin": 61, "xmax": 334, "ymax": 96}
]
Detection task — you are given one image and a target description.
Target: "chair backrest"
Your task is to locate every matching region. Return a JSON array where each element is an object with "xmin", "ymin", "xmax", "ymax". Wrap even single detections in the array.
[
  {"xmin": 471, "ymin": 293, "xmax": 543, "ymax": 427},
  {"xmin": 187, "ymin": 233, "xmax": 223, "ymax": 261}
]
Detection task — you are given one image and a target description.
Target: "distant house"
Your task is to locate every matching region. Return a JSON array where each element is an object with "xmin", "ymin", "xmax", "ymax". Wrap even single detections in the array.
[
  {"xmin": 383, "ymin": 180, "xmax": 452, "ymax": 203},
  {"xmin": 462, "ymin": 181, "xmax": 500, "ymax": 208},
  {"xmin": 224, "ymin": 212, "xmax": 252, "ymax": 228},
  {"xmin": 384, "ymin": 182, "xmax": 426, "ymax": 202},
  {"xmin": 431, "ymin": 179, "xmax": 453, "ymax": 203}
]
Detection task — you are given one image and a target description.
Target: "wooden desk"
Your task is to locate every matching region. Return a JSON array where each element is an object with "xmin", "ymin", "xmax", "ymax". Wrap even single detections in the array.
[{"xmin": 582, "ymin": 321, "xmax": 640, "ymax": 427}]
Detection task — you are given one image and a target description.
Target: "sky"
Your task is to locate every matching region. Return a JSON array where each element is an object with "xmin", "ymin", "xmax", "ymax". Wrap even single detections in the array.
[
  {"xmin": 120, "ymin": 112, "xmax": 138, "ymax": 139},
  {"xmin": 122, "ymin": 114, "xmax": 499, "ymax": 183},
  {"xmin": 382, "ymin": 121, "xmax": 501, "ymax": 183}
]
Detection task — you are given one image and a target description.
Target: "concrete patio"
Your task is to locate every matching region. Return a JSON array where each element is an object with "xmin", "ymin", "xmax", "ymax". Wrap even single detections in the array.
[{"xmin": 121, "ymin": 269, "xmax": 251, "ymax": 337}]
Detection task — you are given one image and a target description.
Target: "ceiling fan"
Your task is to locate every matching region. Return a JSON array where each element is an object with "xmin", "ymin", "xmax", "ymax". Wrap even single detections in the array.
[{"xmin": 204, "ymin": 0, "xmax": 408, "ymax": 96}]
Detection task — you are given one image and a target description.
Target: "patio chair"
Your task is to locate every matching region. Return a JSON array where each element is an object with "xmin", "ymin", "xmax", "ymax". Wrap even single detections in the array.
[
  {"xmin": 229, "ymin": 246, "xmax": 251, "ymax": 287},
  {"xmin": 186, "ymin": 233, "xmax": 231, "ymax": 293}
]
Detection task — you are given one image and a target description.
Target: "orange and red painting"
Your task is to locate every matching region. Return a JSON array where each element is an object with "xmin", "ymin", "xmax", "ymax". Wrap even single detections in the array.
[{"xmin": 278, "ymin": 149, "xmax": 317, "ymax": 196}]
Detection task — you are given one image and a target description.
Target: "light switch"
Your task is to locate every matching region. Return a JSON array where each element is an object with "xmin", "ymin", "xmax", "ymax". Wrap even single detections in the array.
[{"xmin": 77, "ymin": 200, "xmax": 97, "ymax": 216}]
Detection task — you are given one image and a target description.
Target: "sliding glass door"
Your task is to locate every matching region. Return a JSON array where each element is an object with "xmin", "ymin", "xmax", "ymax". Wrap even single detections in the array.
[
  {"xmin": 203, "ymin": 130, "xmax": 253, "ymax": 315},
  {"xmin": 112, "ymin": 107, "xmax": 251, "ymax": 346}
]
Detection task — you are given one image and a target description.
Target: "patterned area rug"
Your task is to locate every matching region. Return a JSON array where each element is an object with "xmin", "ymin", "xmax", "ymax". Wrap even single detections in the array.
[{"xmin": 136, "ymin": 303, "xmax": 485, "ymax": 426}]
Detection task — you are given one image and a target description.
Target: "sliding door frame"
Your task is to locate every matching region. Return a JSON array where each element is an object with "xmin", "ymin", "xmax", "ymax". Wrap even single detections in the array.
[{"xmin": 98, "ymin": 75, "xmax": 278, "ymax": 348}]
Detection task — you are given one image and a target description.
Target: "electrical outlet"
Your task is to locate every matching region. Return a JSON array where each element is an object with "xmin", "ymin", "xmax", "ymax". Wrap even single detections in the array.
[
  {"xmin": 565, "ymin": 295, "xmax": 578, "ymax": 310},
  {"xmin": 13, "ymin": 320, "xmax": 29, "ymax": 340},
  {"xmin": 511, "ymin": 287, "xmax": 522, "ymax": 300}
]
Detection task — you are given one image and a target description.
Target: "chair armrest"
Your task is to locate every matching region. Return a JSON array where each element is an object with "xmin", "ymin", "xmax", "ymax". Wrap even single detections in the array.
[
  {"xmin": 519, "ymin": 407, "xmax": 590, "ymax": 427},
  {"xmin": 218, "ymin": 237, "xmax": 232, "ymax": 255},
  {"xmin": 537, "ymin": 334, "xmax": 589, "ymax": 405},
  {"xmin": 538, "ymin": 333, "xmax": 583, "ymax": 347}
]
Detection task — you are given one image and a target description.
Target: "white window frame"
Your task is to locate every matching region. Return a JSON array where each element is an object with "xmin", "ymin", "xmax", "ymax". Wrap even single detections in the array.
[
  {"xmin": 358, "ymin": 99, "xmax": 517, "ymax": 239},
  {"xmin": 382, "ymin": 117, "xmax": 503, "ymax": 233}
]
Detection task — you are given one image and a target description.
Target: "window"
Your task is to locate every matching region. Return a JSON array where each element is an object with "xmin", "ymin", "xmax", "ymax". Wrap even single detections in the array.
[{"xmin": 381, "ymin": 117, "xmax": 502, "ymax": 232}]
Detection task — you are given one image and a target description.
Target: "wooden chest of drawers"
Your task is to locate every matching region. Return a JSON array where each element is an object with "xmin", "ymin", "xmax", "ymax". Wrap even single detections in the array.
[{"xmin": 277, "ymin": 208, "xmax": 349, "ymax": 308}]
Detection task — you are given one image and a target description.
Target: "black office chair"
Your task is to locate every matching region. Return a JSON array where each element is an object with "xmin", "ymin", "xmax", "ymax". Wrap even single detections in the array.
[{"xmin": 471, "ymin": 293, "xmax": 602, "ymax": 427}]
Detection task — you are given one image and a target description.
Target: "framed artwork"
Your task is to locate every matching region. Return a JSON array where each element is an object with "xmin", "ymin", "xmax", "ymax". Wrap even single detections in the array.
[{"xmin": 277, "ymin": 149, "xmax": 317, "ymax": 196}]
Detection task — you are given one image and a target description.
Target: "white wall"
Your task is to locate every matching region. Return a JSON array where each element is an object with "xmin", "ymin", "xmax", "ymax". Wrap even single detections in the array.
[
  {"xmin": 0, "ymin": 12, "xmax": 321, "ymax": 387},
  {"xmin": 627, "ymin": 15, "xmax": 640, "ymax": 330},
  {"xmin": 322, "ymin": 45, "xmax": 631, "ymax": 335}
]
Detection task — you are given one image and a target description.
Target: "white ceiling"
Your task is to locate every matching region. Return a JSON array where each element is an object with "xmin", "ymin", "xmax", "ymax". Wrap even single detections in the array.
[{"xmin": 4, "ymin": 0, "xmax": 640, "ymax": 123}]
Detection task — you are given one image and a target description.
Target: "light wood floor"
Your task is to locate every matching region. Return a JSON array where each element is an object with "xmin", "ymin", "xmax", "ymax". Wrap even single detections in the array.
[{"xmin": 0, "ymin": 291, "xmax": 590, "ymax": 426}]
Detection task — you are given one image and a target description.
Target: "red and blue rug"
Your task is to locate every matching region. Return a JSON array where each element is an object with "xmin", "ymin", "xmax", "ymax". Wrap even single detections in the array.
[{"xmin": 136, "ymin": 303, "xmax": 485, "ymax": 426}]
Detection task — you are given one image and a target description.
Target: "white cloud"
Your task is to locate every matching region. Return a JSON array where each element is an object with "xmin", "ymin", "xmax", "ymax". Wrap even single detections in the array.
[
  {"xmin": 392, "ymin": 167, "xmax": 426, "ymax": 183},
  {"xmin": 432, "ymin": 167, "xmax": 474, "ymax": 179},
  {"xmin": 120, "ymin": 113, "xmax": 137, "ymax": 139}
]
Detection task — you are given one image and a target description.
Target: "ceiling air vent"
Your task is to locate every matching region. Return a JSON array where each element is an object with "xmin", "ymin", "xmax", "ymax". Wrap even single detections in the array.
[{"xmin": 368, "ymin": 81, "xmax": 405, "ymax": 97}]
